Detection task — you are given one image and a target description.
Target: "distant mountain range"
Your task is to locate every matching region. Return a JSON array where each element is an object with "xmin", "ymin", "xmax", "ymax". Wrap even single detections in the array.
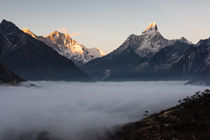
[
  {"xmin": 0, "ymin": 19, "xmax": 209, "ymax": 84},
  {"xmin": 0, "ymin": 19, "xmax": 89, "ymax": 81},
  {"xmin": 22, "ymin": 28, "xmax": 106, "ymax": 66},
  {"xmin": 81, "ymin": 22, "xmax": 195, "ymax": 81}
]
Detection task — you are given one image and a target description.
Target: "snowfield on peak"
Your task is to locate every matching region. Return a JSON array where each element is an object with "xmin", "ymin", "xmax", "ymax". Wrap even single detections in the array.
[
  {"xmin": 22, "ymin": 29, "xmax": 106, "ymax": 66},
  {"xmin": 114, "ymin": 22, "xmax": 191, "ymax": 58}
]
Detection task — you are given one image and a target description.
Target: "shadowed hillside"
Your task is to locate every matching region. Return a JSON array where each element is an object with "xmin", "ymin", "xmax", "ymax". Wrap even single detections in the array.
[
  {"xmin": 0, "ymin": 63, "xmax": 24, "ymax": 85},
  {"xmin": 108, "ymin": 89, "xmax": 210, "ymax": 140},
  {"xmin": 0, "ymin": 20, "xmax": 89, "ymax": 81}
]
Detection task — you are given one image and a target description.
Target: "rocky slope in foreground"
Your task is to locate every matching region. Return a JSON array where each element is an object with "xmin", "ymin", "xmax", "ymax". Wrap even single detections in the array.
[
  {"xmin": 108, "ymin": 89, "xmax": 210, "ymax": 140},
  {"xmin": 0, "ymin": 63, "xmax": 24, "ymax": 85}
]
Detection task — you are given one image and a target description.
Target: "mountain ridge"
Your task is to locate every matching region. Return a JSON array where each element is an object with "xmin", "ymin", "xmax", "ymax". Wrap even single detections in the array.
[
  {"xmin": 82, "ymin": 22, "xmax": 193, "ymax": 80},
  {"xmin": 0, "ymin": 19, "xmax": 89, "ymax": 81},
  {"xmin": 22, "ymin": 28, "xmax": 106, "ymax": 66}
]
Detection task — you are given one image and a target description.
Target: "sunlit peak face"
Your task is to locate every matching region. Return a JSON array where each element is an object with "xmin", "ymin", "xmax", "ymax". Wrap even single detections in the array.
[
  {"xmin": 47, "ymin": 31, "xmax": 84, "ymax": 55},
  {"xmin": 22, "ymin": 28, "xmax": 37, "ymax": 39},
  {"xmin": 144, "ymin": 22, "xmax": 157, "ymax": 32},
  {"xmin": 22, "ymin": 28, "xmax": 29, "ymax": 32}
]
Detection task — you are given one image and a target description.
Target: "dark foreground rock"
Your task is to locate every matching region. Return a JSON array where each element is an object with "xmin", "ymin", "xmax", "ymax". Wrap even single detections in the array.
[
  {"xmin": 108, "ymin": 89, "xmax": 210, "ymax": 140},
  {"xmin": 0, "ymin": 63, "xmax": 24, "ymax": 85}
]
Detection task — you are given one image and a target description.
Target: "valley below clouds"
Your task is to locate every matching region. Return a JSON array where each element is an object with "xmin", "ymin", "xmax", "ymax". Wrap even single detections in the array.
[{"xmin": 0, "ymin": 81, "xmax": 208, "ymax": 140}]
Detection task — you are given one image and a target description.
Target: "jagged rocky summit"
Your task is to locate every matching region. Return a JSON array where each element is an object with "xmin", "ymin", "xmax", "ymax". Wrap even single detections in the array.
[
  {"xmin": 22, "ymin": 28, "xmax": 106, "ymax": 66},
  {"xmin": 82, "ymin": 22, "xmax": 193, "ymax": 80}
]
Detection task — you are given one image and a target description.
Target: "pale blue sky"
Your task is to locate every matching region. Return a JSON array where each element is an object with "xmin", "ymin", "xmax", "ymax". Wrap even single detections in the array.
[{"xmin": 1, "ymin": 0, "xmax": 210, "ymax": 53}]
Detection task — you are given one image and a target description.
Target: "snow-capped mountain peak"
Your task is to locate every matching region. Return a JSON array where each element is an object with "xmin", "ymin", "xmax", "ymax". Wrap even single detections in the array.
[
  {"xmin": 142, "ymin": 22, "xmax": 158, "ymax": 35},
  {"xmin": 144, "ymin": 22, "xmax": 157, "ymax": 31},
  {"xmin": 46, "ymin": 31, "xmax": 84, "ymax": 55},
  {"xmin": 21, "ymin": 28, "xmax": 106, "ymax": 66},
  {"xmin": 45, "ymin": 31, "xmax": 106, "ymax": 65},
  {"xmin": 116, "ymin": 22, "xmax": 190, "ymax": 58}
]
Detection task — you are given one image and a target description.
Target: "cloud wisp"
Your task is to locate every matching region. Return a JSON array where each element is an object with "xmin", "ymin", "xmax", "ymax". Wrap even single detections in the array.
[{"xmin": 57, "ymin": 27, "xmax": 81, "ymax": 37}]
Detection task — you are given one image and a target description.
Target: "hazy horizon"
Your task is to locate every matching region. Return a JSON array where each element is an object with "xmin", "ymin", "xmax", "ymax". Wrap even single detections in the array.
[{"xmin": 1, "ymin": 0, "xmax": 210, "ymax": 53}]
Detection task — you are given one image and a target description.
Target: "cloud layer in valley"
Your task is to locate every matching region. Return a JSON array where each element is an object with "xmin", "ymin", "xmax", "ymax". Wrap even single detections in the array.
[{"xmin": 0, "ymin": 81, "xmax": 208, "ymax": 140}]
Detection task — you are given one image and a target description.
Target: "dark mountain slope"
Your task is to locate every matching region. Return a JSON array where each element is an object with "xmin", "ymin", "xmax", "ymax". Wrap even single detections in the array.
[
  {"xmin": 187, "ymin": 64, "xmax": 210, "ymax": 85},
  {"xmin": 0, "ymin": 20, "xmax": 88, "ymax": 81},
  {"xmin": 82, "ymin": 40, "xmax": 192, "ymax": 81},
  {"xmin": 0, "ymin": 63, "xmax": 24, "ymax": 84},
  {"xmin": 143, "ymin": 41, "xmax": 193, "ymax": 78},
  {"xmin": 172, "ymin": 38, "xmax": 210, "ymax": 77},
  {"xmin": 81, "ymin": 47, "xmax": 141, "ymax": 80},
  {"xmin": 108, "ymin": 89, "xmax": 210, "ymax": 140},
  {"xmin": 150, "ymin": 41, "xmax": 193, "ymax": 66}
]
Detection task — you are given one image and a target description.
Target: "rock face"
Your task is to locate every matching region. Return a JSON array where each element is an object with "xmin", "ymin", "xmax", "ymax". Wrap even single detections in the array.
[
  {"xmin": 172, "ymin": 37, "xmax": 210, "ymax": 77},
  {"xmin": 0, "ymin": 63, "xmax": 24, "ymax": 84},
  {"xmin": 22, "ymin": 28, "xmax": 106, "ymax": 66},
  {"xmin": 108, "ymin": 89, "xmax": 210, "ymax": 140},
  {"xmin": 0, "ymin": 19, "xmax": 89, "ymax": 81},
  {"xmin": 144, "ymin": 41, "xmax": 193, "ymax": 79},
  {"xmin": 82, "ymin": 47, "xmax": 142, "ymax": 80},
  {"xmin": 82, "ymin": 22, "xmax": 192, "ymax": 80},
  {"xmin": 171, "ymin": 37, "xmax": 210, "ymax": 85},
  {"xmin": 115, "ymin": 22, "xmax": 174, "ymax": 58}
]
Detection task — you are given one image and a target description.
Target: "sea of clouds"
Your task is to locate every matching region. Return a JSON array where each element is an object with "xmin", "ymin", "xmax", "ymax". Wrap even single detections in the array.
[{"xmin": 0, "ymin": 81, "xmax": 208, "ymax": 140}]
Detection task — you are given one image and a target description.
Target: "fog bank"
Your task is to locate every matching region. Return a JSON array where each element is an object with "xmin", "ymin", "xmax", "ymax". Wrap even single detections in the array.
[{"xmin": 0, "ymin": 81, "xmax": 208, "ymax": 140}]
